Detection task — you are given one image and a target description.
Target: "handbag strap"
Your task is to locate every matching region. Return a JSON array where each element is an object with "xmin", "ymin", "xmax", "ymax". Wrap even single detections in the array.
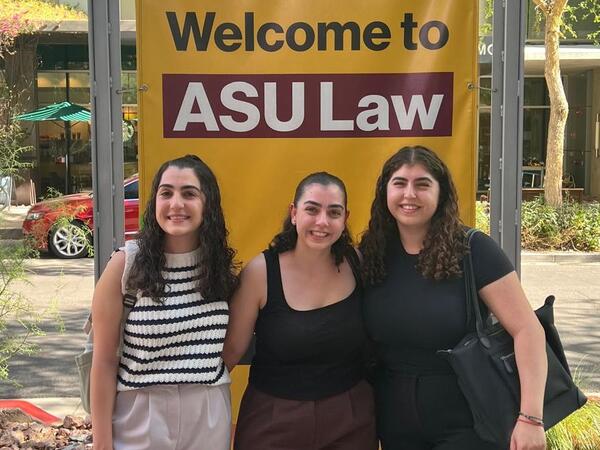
[
  {"xmin": 464, "ymin": 228, "xmax": 491, "ymax": 348},
  {"xmin": 83, "ymin": 246, "xmax": 138, "ymax": 355}
]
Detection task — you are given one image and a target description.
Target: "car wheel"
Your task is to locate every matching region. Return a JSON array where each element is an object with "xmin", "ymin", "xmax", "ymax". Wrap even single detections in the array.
[{"xmin": 48, "ymin": 222, "xmax": 90, "ymax": 259}]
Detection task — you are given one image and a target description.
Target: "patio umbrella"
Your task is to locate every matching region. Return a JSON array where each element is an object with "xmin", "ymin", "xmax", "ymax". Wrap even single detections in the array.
[
  {"xmin": 13, "ymin": 101, "xmax": 91, "ymax": 122},
  {"xmin": 13, "ymin": 101, "xmax": 91, "ymax": 194}
]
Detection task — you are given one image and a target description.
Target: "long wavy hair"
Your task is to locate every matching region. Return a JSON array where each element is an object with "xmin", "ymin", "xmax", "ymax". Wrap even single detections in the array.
[
  {"xmin": 359, "ymin": 146, "xmax": 467, "ymax": 284},
  {"xmin": 127, "ymin": 154, "xmax": 239, "ymax": 302},
  {"xmin": 269, "ymin": 172, "xmax": 353, "ymax": 266}
]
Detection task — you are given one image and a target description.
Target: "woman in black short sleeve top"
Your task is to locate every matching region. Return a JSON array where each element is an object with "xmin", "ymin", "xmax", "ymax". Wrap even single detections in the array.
[{"xmin": 359, "ymin": 146, "xmax": 547, "ymax": 450}]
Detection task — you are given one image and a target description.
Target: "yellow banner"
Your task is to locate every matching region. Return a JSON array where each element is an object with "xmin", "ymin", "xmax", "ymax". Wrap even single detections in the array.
[{"xmin": 137, "ymin": 0, "xmax": 478, "ymax": 418}]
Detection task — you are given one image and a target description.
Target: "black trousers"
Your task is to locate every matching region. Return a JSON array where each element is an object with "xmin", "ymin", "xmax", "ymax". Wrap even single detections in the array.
[{"xmin": 375, "ymin": 370, "xmax": 502, "ymax": 450}]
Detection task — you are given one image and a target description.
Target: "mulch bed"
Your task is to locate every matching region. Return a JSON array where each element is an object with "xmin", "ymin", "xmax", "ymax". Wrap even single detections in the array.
[{"xmin": 0, "ymin": 410, "xmax": 91, "ymax": 450}]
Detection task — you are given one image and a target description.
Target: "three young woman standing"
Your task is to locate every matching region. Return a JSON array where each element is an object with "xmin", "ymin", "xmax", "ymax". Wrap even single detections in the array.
[{"xmin": 91, "ymin": 148, "xmax": 547, "ymax": 450}]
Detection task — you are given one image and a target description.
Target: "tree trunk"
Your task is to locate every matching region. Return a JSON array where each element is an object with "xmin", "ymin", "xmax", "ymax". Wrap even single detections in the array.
[{"xmin": 542, "ymin": 0, "xmax": 569, "ymax": 207}]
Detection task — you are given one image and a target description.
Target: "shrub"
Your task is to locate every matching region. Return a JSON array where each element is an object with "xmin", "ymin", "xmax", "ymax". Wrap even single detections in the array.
[
  {"xmin": 546, "ymin": 397, "xmax": 600, "ymax": 450},
  {"xmin": 475, "ymin": 200, "xmax": 490, "ymax": 235},
  {"xmin": 0, "ymin": 236, "xmax": 41, "ymax": 384},
  {"xmin": 476, "ymin": 199, "xmax": 600, "ymax": 251},
  {"xmin": 0, "ymin": 214, "xmax": 63, "ymax": 385}
]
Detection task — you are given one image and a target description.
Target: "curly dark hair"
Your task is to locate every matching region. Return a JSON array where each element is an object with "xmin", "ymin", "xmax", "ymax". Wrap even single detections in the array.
[
  {"xmin": 269, "ymin": 172, "xmax": 353, "ymax": 266},
  {"xmin": 127, "ymin": 154, "xmax": 239, "ymax": 302},
  {"xmin": 359, "ymin": 146, "xmax": 467, "ymax": 284}
]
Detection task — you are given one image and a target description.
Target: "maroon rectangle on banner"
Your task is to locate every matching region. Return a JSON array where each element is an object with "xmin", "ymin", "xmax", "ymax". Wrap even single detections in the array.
[{"xmin": 162, "ymin": 73, "xmax": 453, "ymax": 138}]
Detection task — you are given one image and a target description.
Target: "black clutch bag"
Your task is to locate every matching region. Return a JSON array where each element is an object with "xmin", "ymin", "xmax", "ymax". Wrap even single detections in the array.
[{"xmin": 438, "ymin": 229, "xmax": 587, "ymax": 448}]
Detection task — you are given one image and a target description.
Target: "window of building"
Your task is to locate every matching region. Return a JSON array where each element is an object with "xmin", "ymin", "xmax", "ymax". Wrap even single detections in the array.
[
  {"xmin": 121, "ymin": 72, "xmax": 137, "ymax": 105},
  {"xmin": 69, "ymin": 72, "xmax": 91, "ymax": 104},
  {"xmin": 38, "ymin": 45, "xmax": 136, "ymax": 71},
  {"xmin": 477, "ymin": 76, "xmax": 551, "ymax": 192},
  {"xmin": 37, "ymin": 72, "xmax": 67, "ymax": 104},
  {"xmin": 526, "ymin": 1, "xmax": 598, "ymax": 42},
  {"xmin": 35, "ymin": 67, "xmax": 138, "ymax": 194}
]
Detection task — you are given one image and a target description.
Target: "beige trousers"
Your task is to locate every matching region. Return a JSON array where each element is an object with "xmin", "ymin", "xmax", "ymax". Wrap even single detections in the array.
[{"xmin": 113, "ymin": 383, "xmax": 231, "ymax": 450}]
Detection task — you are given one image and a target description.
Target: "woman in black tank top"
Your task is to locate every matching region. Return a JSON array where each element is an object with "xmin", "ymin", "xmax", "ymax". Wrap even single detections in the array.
[{"xmin": 223, "ymin": 172, "xmax": 377, "ymax": 450}]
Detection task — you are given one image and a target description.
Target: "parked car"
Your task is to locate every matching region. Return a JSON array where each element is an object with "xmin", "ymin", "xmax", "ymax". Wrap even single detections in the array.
[{"xmin": 22, "ymin": 175, "xmax": 139, "ymax": 258}]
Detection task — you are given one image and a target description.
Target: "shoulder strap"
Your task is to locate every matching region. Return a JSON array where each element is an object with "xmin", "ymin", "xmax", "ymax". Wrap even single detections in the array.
[
  {"xmin": 121, "ymin": 240, "xmax": 139, "ymax": 300},
  {"xmin": 83, "ymin": 243, "xmax": 138, "ymax": 348},
  {"xmin": 262, "ymin": 248, "xmax": 285, "ymax": 308},
  {"xmin": 464, "ymin": 228, "xmax": 491, "ymax": 347}
]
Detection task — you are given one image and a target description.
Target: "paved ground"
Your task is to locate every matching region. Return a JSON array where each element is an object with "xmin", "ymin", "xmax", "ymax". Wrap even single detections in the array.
[
  {"xmin": 521, "ymin": 261, "xmax": 600, "ymax": 393},
  {"xmin": 3, "ymin": 255, "xmax": 94, "ymax": 399},
  {"xmin": 1, "ymin": 255, "xmax": 599, "ymax": 403}
]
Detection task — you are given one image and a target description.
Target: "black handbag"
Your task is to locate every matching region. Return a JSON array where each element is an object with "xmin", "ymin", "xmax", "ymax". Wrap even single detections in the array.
[{"xmin": 438, "ymin": 229, "xmax": 587, "ymax": 448}]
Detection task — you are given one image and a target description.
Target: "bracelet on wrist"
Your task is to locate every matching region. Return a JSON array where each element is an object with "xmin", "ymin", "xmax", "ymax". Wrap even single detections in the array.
[
  {"xmin": 518, "ymin": 412, "xmax": 544, "ymax": 427},
  {"xmin": 517, "ymin": 417, "xmax": 544, "ymax": 428}
]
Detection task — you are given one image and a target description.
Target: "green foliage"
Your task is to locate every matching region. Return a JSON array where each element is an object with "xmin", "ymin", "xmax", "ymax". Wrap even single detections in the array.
[
  {"xmin": 480, "ymin": 0, "xmax": 494, "ymax": 36},
  {"xmin": 563, "ymin": 0, "xmax": 600, "ymax": 43},
  {"xmin": 0, "ymin": 0, "xmax": 86, "ymax": 22},
  {"xmin": 476, "ymin": 199, "xmax": 600, "ymax": 251},
  {"xmin": 1, "ymin": 0, "xmax": 86, "ymax": 60},
  {"xmin": 41, "ymin": 186, "xmax": 63, "ymax": 200},
  {"xmin": 483, "ymin": 1, "xmax": 600, "ymax": 43},
  {"xmin": 546, "ymin": 398, "xmax": 600, "ymax": 450},
  {"xmin": 0, "ymin": 86, "xmax": 33, "ymax": 180},
  {"xmin": 475, "ymin": 200, "xmax": 490, "ymax": 235},
  {"xmin": 0, "ymin": 119, "xmax": 33, "ymax": 180}
]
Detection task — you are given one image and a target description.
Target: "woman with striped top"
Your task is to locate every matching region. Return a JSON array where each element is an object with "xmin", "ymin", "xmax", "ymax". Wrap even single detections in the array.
[{"xmin": 90, "ymin": 155, "xmax": 238, "ymax": 450}]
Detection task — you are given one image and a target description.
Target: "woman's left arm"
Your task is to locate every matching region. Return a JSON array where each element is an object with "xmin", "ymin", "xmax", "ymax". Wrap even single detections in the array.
[{"xmin": 479, "ymin": 271, "xmax": 547, "ymax": 450}]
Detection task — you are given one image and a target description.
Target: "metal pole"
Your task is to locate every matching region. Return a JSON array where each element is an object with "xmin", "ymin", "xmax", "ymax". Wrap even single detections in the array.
[
  {"xmin": 65, "ymin": 121, "xmax": 71, "ymax": 194},
  {"xmin": 88, "ymin": 0, "xmax": 124, "ymax": 282},
  {"xmin": 489, "ymin": 0, "xmax": 504, "ymax": 247},
  {"xmin": 65, "ymin": 74, "xmax": 70, "ymax": 195},
  {"xmin": 489, "ymin": 0, "xmax": 526, "ymax": 274}
]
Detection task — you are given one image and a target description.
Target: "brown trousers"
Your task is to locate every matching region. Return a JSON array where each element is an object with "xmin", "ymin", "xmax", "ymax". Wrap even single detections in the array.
[{"xmin": 234, "ymin": 380, "xmax": 377, "ymax": 450}]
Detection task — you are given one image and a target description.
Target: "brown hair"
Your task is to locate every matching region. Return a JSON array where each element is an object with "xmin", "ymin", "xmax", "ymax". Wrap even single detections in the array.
[
  {"xmin": 128, "ymin": 154, "xmax": 239, "ymax": 302},
  {"xmin": 359, "ymin": 146, "xmax": 467, "ymax": 284},
  {"xmin": 269, "ymin": 172, "xmax": 353, "ymax": 266}
]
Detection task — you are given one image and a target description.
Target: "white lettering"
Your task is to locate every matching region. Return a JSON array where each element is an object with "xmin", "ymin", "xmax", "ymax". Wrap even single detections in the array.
[
  {"xmin": 264, "ymin": 82, "xmax": 305, "ymax": 132},
  {"xmin": 320, "ymin": 82, "xmax": 354, "ymax": 131},
  {"xmin": 391, "ymin": 94, "xmax": 443, "ymax": 130},
  {"xmin": 356, "ymin": 95, "xmax": 389, "ymax": 131},
  {"xmin": 173, "ymin": 82, "xmax": 219, "ymax": 131},
  {"xmin": 220, "ymin": 81, "xmax": 260, "ymax": 132}
]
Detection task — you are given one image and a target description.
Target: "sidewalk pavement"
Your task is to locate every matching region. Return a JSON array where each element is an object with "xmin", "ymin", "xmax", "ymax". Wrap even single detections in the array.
[{"xmin": 0, "ymin": 205, "xmax": 29, "ymax": 240}]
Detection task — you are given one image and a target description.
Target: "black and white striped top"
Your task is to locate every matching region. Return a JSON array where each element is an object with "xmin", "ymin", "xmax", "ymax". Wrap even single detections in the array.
[{"xmin": 117, "ymin": 241, "xmax": 230, "ymax": 391}]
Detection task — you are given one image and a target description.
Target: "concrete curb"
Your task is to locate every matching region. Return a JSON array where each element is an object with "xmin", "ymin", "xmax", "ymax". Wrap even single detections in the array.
[
  {"xmin": 522, "ymin": 252, "xmax": 600, "ymax": 263},
  {"xmin": 1, "ymin": 397, "xmax": 86, "ymax": 421}
]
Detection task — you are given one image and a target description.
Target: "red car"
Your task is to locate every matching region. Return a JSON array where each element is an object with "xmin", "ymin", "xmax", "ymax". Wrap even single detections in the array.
[{"xmin": 22, "ymin": 175, "xmax": 139, "ymax": 258}]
